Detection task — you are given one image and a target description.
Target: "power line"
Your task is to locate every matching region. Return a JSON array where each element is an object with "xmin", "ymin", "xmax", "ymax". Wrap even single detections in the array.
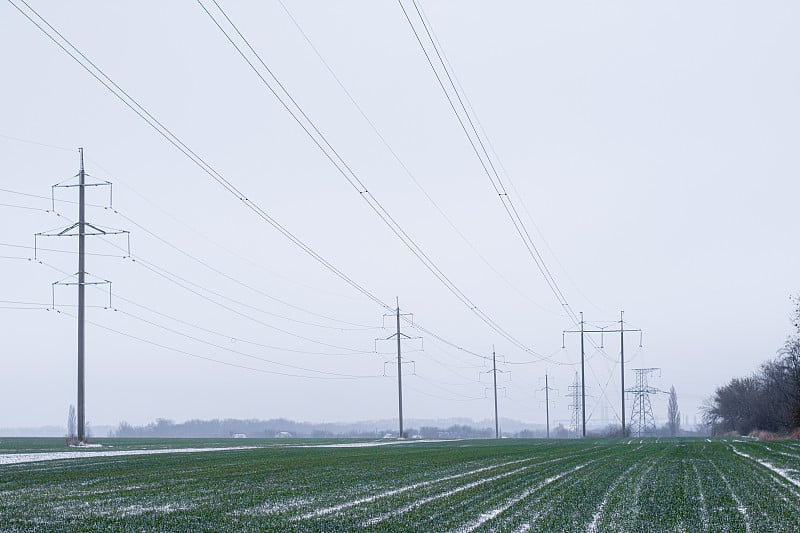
[
  {"xmin": 110, "ymin": 307, "xmax": 377, "ymax": 378},
  {"xmin": 108, "ymin": 207, "xmax": 380, "ymax": 331},
  {"xmin": 0, "ymin": 202, "xmax": 50, "ymax": 213},
  {"xmin": 412, "ymin": 374, "xmax": 483, "ymax": 401},
  {"xmin": 35, "ymin": 245, "xmax": 374, "ymax": 355},
  {"xmin": 23, "ymin": 201, "xmax": 379, "ymax": 350},
  {"xmin": 7, "ymin": 0, "xmax": 389, "ymax": 312},
  {"xmin": 398, "ymin": 0, "xmax": 581, "ymax": 326},
  {"xmin": 1, "ymin": 241, "xmax": 127, "ymax": 258},
  {"xmin": 8, "ymin": 0, "xmax": 556, "ymax": 370},
  {"xmin": 27, "ymin": 257, "xmax": 462, "ymax": 391},
  {"xmin": 33, "ymin": 149, "xmax": 124, "ymax": 443},
  {"xmin": 85, "ymin": 157, "xmax": 369, "ymax": 304},
  {"xmin": 196, "ymin": 0, "xmax": 551, "ymax": 361},
  {"xmin": 0, "ymin": 181, "xmax": 381, "ymax": 330},
  {"xmin": 412, "ymin": 3, "xmax": 603, "ymax": 316},
  {"xmin": 35, "ymin": 201, "xmax": 501, "ymax": 374},
  {"xmin": 0, "ymin": 185, "xmax": 106, "ymax": 208},
  {"xmin": 6, "ymin": 0, "xmax": 504, "ymax": 367},
  {"xmin": 274, "ymin": 0, "xmax": 556, "ymax": 317},
  {"xmin": 0, "ymin": 132, "xmax": 72, "ymax": 151},
  {"xmin": 52, "ymin": 308, "xmax": 375, "ymax": 381},
  {"xmin": 111, "ymin": 293, "xmax": 373, "ymax": 357},
  {"xmin": 31, "ymin": 256, "xmax": 497, "ymax": 402}
]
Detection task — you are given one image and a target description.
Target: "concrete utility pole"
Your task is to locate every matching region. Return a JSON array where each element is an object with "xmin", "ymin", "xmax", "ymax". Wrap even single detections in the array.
[
  {"xmin": 580, "ymin": 313, "xmax": 585, "ymax": 436},
  {"xmin": 620, "ymin": 311, "xmax": 625, "ymax": 434},
  {"xmin": 482, "ymin": 347, "xmax": 504, "ymax": 439},
  {"xmin": 35, "ymin": 149, "xmax": 128, "ymax": 444},
  {"xmin": 375, "ymin": 298, "xmax": 418, "ymax": 439},
  {"xmin": 543, "ymin": 373, "xmax": 553, "ymax": 439},
  {"xmin": 395, "ymin": 300, "xmax": 403, "ymax": 439},
  {"xmin": 563, "ymin": 311, "xmax": 643, "ymax": 437},
  {"xmin": 562, "ymin": 313, "xmax": 587, "ymax": 436},
  {"xmin": 76, "ymin": 149, "xmax": 86, "ymax": 443},
  {"xmin": 492, "ymin": 347, "xmax": 499, "ymax": 439}
]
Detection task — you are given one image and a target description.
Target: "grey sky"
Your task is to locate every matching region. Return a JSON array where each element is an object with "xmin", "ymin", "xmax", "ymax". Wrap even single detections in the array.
[{"xmin": 1, "ymin": 1, "xmax": 798, "ymax": 431}]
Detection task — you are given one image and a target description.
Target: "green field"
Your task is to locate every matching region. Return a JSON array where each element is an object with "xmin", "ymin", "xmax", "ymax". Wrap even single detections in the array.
[{"xmin": 1, "ymin": 437, "xmax": 799, "ymax": 531}]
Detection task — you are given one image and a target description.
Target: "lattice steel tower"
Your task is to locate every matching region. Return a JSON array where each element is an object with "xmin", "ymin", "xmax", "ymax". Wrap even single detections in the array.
[
  {"xmin": 627, "ymin": 368, "xmax": 659, "ymax": 437},
  {"xmin": 568, "ymin": 372, "xmax": 582, "ymax": 437}
]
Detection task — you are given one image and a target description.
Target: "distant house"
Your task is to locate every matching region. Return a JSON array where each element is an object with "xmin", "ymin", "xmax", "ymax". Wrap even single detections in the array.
[
  {"xmin": 275, "ymin": 431, "xmax": 293, "ymax": 438},
  {"xmin": 232, "ymin": 433, "xmax": 247, "ymax": 439}
]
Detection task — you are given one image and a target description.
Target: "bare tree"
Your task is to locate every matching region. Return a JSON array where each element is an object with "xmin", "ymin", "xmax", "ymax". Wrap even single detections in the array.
[
  {"xmin": 67, "ymin": 404, "xmax": 77, "ymax": 441},
  {"xmin": 667, "ymin": 386, "xmax": 680, "ymax": 437},
  {"xmin": 783, "ymin": 294, "xmax": 800, "ymax": 427}
]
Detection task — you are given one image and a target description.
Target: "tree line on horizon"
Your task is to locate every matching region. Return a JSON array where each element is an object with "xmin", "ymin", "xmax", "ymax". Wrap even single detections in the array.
[
  {"xmin": 111, "ymin": 418, "xmax": 541, "ymax": 439},
  {"xmin": 702, "ymin": 295, "xmax": 800, "ymax": 436}
]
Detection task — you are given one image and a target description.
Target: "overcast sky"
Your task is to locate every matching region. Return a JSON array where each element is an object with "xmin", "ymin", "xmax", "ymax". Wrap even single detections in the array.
[{"xmin": 1, "ymin": 1, "xmax": 798, "ymax": 432}]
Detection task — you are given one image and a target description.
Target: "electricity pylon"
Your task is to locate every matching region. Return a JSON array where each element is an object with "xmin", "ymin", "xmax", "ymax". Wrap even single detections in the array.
[
  {"xmin": 539, "ymin": 372, "xmax": 556, "ymax": 439},
  {"xmin": 627, "ymin": 368, "xmax": 659, "ymax": 437},
  {"xmin": 568, "ymin": 372, "xmax": 581, "ymax": 437},
  {"xmin": 563, "ymin": 311, "xmax": 643, "ymax": 436},
  {"xmin": 35, "ymin": 148, "xmax": 128, "ymax": 443},
  {"xmin": 484, "ymin": 346, "xmax": 504, "ymax": 439},
  {"xmin": 375, "ymin": 298, "xmax": 419, "ymax": 438}
]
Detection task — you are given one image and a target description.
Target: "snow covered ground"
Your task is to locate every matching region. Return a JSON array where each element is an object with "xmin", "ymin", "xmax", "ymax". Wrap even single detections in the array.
[{"xmin": 0, "ymin": 445, "xmax": 258, "ymax": 465}]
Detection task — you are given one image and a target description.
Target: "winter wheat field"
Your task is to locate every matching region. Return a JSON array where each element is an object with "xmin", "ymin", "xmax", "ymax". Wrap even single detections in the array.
[{"xmin": 1, "ymin": 438, "xmax": 799, "ymax": 531}]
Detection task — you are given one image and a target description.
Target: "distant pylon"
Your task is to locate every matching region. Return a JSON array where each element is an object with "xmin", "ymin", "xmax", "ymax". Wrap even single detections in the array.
[
  {"xmin": 539, "ymin": 372, "xmax": 556, "ymax": 439},
  {"xmin": 568, "ymin": 372, "xmax": 581, "ymax": 437},
  {"xmin": 627, "ymin": 368, "xmax": 659, "ymax": 437}
]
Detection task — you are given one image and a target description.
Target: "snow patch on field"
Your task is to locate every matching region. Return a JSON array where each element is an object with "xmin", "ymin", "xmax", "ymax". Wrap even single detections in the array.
[
  {"xmin": 731, "ymin": 446, "xmax": 800, "ymax": 488},
  {"xmin": 691, "ymin": 462, "xmax": 710, "ymax": 531},
  {"xmin": 295, "ymin": 439, "xmax": 456, "ymax": 449},
  {"xmin": 0, "ymin": 446, "xmax": 258, "ymax": 465},
  {"xmin": 235, "ymin": 497, "xmax": 312, "ymax": 515},
  {"xmin": 117, "ymin": 503, "xmax": 195, "ymax": 517},
  {"xmin": 362, "ymin": 464, "xmax": 533, "ymax": 526},
  {"xmin": 586, "ymin": 461, "xmax": 640, "ymax": 532},
  {"xmin": 709, "ymin": 459, "xmax": 751, "ymax": 533},
  {"xmin": 295, "ymin": 457, "xmax": 533, "ymax": 520},
  {"xmin": 458, "ymin": 462, "xmax": 591, "ymax": 532}
]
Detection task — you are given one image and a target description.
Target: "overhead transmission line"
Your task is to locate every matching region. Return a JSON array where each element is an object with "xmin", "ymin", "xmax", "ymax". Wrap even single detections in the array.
[
  {"xmin": 195, "ymin": 0, "xmax": 552, "ymax": 361},
  {"xmin": 409, "ymin": 6, "xmax": 604, "ymax": 317},
  {"xmin": 19, "ymin": 190, "xmax": 354, "ymax": 334},
  {"xmin": 30, "ymin": 219, "xmax": 374, "ymax": 354},
  {"xmin": 6, "ymin": 0, "xmax": 527, "ymax": 366},
  {"xmin": 401, "ymin": 1, "xmax": 630, "ymax": 416},
  {"xmin": 29, "ymin": 256, "xmax": 379, "ymax": 375},
  {"xmin": 109, "ymin": 306, "xmax": 376, "ymax": 378},
  {"xmin": 6, "ymin": 0, "xmax": 386, "ymax": 310},
  {"xmin": 108, "ymin": 207, "xmax": 380, "ymax": 331},
  {"xmin": 274, "ymin": 0, "xmax": 557, "ymax": 317},
  {"xmin": 2, "ymin": 180, "xmax": 378, "ymax": 329},
  {"xmin": 53, "ymin": 308, "xmax": 376, "ymax": 381},
  {"xmin": 398, "ymin": 0, "xmax": 581, "ymax": 327},
  {"xmin": 111, "ymin": 292, "xmax": 374, "ymax": 357},
  {"xmin": 1, "ymin": 135, "xmax": 370, "ymax": 304}
]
